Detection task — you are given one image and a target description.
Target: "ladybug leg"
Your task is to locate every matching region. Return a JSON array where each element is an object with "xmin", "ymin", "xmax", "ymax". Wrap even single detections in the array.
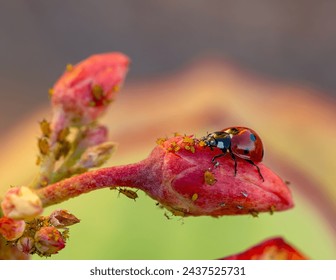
[
  {"xmin": 229, "ymin": 152, "xmax": 238, "ymax": 176},
  {"xmin": 203, "ymin": 144, "xmax": 213, "ymax": 151},
  {"xmin": 211, "ymin": 153, "xmax": 225, "ymax": 162},
  {"xmin": 245, "ymin": 159, "xmax": 264, "ymax": 182},
  {"xmin": 211, "ymin": 151, "xmax": 226, "ymax": 168}
]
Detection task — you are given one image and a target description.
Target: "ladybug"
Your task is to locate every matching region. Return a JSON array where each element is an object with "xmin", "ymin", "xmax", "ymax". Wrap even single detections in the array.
[{"xmin": 201, "ymin": 127, "xmax": 264, "ymax": 181}]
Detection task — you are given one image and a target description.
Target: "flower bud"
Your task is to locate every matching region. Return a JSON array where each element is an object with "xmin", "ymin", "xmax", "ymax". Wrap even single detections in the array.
[
  {"xmin": 49, "ymin": 209, "xmax": 80, "ymax": 228},
  {"xmin": 0, "ymin": 217, "xmax": 26, "ymax": 241},
  {"xmin": 1, "ymin": 186, "xmax": 43, "ymax": 220},
  {"xmin": 16, "ymin": 236, "xmax": 35, "ymax": 254},
  {"xmin": 34, "ymin": 226, "xmax": 65, "ymax": 256},
  {"xmin": 51, "ymin": 52, "xmax": 129, "ymax": 125},
  {"xmin": 0, "ymin": 236, "xmax": 29, "ymax": 259},
  {"xmin": 80, "ymin": 125, "xmax": 109, "ymax": 148},
  {"xmin": 220, "ymin": 237, "xmax": 307, "ymax": 260},
  {"xmin": 75, "ymin": 142, "xmax": 117, "ymax": 170},
  {"xmin": 140, "ymin": 135, "xmax": 294, "ymax": 217}
]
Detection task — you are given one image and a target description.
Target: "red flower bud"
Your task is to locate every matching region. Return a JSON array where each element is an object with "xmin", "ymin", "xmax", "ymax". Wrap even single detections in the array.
[
  {"xmin": 51, "ymin": 52, "xmax": 129, "ymax": 125},
  {"xmin": 16, "ymin": 236, "xmax": 35, "ymax": 254},
  {"xmin": 0, "ymin": 217, "xmax": 26, "ymax": 241},
  {"xmin": 49, "ymin": 209, "xmax": 80, "ymax": 228},
  {"xmin": 34, "ymin": 226, "xmax": 65, "ymax": 256},
  {"xmin": 0, "ymin": 236, "xmax": 29, "ymax": 259},
  {"xmin": 37, "ymin": 135, "xmax": 293, "ymax": 217},
  {"xmin": 220, "ymin": 237, "xmax": 307, "ymax": 260},
  {"xmin": 143, "ymin": 136, "xmax": 293, "ymax": 216}
]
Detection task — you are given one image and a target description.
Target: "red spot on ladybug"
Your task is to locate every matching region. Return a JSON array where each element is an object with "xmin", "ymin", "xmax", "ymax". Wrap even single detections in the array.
[{"xmin": 200, "ymin": 126, "xmax": 264, "ymax": 181}]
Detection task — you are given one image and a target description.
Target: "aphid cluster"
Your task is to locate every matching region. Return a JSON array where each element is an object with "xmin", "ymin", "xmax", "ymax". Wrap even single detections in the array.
[{"xmin": 156, "ymin": 135, "xmax": 197, "ymax": 154}]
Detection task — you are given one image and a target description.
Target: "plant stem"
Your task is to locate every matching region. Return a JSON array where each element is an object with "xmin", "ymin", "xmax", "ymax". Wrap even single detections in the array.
[{"xmin": 36, "ymin": 160, "xmax": 152, "ymax": 207}]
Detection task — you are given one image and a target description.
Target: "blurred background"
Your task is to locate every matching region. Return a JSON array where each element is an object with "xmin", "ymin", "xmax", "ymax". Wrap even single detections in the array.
[{"xmin": 0, "ymin": 0, "xmax": 335, "ymax": 259}]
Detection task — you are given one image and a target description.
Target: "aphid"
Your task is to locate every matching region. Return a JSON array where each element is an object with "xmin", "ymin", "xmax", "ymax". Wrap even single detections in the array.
[
  {"xmin": 204, "ymin": 170, "xmax": 217, "ymax": 185},
  {"xmin": 38, "ymin": 137, "xmax": 50, "ymax": 155},
  {"xmin": 201, "ymin": 126, "xmax": 264, "ymax": 181},
  {"xmin": 182, "ymin": 135, "xmax": 194, "ymax": 144},
  {"xmin": 184, "ymin": 145, "xmax": 195, "ymax": 153},
  {"xmin": 57, "ymin": 127, "xmax": 70, "ymax": 143},
  {"xmin": 117, "ymin": 188, "xmax": 138, "ymax": 201},
  {"xmin": 166, "ymin": 206, "xmax": 186, "ymax": 217},
  {"xmin": 112, "ymin": 85, "xmax": 120, "ymax": 92},
  {"xmin": 48, "ymin": 88, "xmax": 54, "ymax": 96},
  {"xmin": 249, "ymin": 210, "xmax": 259, "ymax": 218},
  {"xmin": 39, "ymin": 119, "xmax": 51, "ymax": 138},
  {"xmin": 36, "ymin": 155, "xmax": 41, "ymax": 165},
  {"xmin": 156, "ymin": 137, "xmax": 167, "ymax": 146},
  {"xmin": 66, "ymin": 64, "xmax": 74, "ymax": 72},
  {"xmin": 91, "ymin": 84, "xmax": 104, "ymax": 101},
  {"xmin": 60, "ymin": 140, "xmax": 71, "ymax": 157},
  {"xmin": 164, "ymin": 212, "xmax": 171, "ymax": 220},
  {"xmin": 167, "ymin": 141, "xmax": 180, "ymax": 152},
  {"xmin": 155, "ymin": 202, "xmax": 164, "ymax": 209}
]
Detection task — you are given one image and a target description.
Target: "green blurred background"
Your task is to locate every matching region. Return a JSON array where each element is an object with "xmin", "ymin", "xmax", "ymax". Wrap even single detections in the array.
[
  {"xmin": 0, "ymin": 1, "xmax": 335, "ymax": 259},
  {"xmin": 42, "ymin": 188, "xmax": 334, "ymax": 259}
]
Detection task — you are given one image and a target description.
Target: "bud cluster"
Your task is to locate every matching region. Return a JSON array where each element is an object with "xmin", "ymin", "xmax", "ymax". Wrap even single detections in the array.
[
  {"xmin": 33, "ymin": 52, "xmax": 129, "ymax": 188},
  {"xmin": 0, "ymin": 52, "xmax": 129, "ymax": 258},
  {"xmin": 0, "ymin": 209, "xmax": 79, "ymax": 257}
]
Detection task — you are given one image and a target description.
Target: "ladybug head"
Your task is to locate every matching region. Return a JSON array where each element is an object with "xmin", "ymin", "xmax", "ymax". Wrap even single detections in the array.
[{"xmin": 201, "ymin": 131, "xmax": 231, "ymax": 150}]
